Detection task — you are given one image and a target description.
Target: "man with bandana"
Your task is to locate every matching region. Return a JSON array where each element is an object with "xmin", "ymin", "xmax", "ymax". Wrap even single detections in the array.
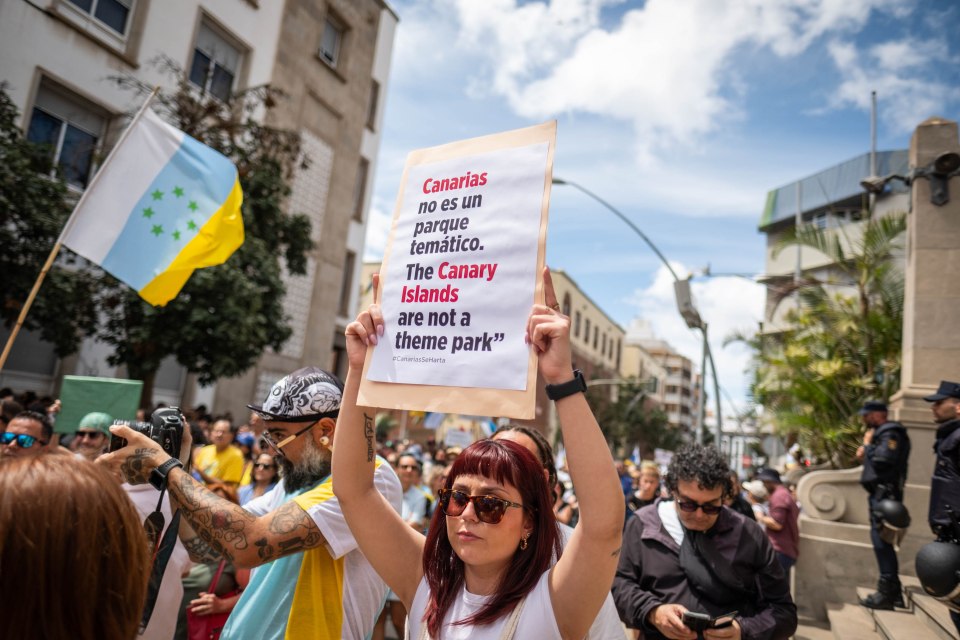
[{"xmin": 100, "ymin": 367, "xmax": 403, "ymax": 640}]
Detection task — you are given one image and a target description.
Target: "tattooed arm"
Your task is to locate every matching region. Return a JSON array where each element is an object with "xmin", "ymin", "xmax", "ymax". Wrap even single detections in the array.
[
  {"xmin": 100, "ymin": 425, "xmax": 326, "ymax": 569},
  {"xmin": 165, "ymin": 467, "xmax": 325, "ymax": 569},
  {"xmin": 332, "ymin": 281, "xmax": 426, "ymax": 609}
]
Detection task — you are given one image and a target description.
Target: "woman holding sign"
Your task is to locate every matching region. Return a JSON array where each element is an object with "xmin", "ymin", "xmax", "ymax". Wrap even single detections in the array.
[{"xmin": 333, "ymin": 268, "xmax": 624, "ymax": 639}]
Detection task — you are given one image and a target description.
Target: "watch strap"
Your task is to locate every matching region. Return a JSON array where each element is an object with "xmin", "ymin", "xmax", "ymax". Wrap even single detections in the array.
[
  {"xmin": 545, "ymin": 369, "xmax": 587, "ymax": 401},
  {"xmin": 149, "ymin": 458, "xmax": 184, "ymax": 491}
]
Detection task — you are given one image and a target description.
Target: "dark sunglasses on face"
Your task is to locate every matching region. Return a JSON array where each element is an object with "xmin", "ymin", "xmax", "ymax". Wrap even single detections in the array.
[
  {"xmin": 253, "ymin": 462, "xmax": 275, "ymax": 470},
  {"xmin": 675, "ymin": 493, "xmax": 723, "ymax": 515},
  {"xmin": 75, "ymin": 431, "xmax": 104, "ymax": 440},
  {"xmin": 438, "ymin": 488, "xmax": 524, "ymax": 525},
  {"xmin": 1, "ymin": 432, "xmax": 48, "ymax": 448}
]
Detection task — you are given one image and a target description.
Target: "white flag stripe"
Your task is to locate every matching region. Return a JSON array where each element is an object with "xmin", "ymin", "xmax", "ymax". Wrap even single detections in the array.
[{"xmin": 62, "ymin": 109, "xmax": 183, "ymax": 264}]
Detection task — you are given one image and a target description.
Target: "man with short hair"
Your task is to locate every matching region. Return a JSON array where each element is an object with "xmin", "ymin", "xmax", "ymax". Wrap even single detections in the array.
[
  {"xmin": 855, "ymin": 400, "xmax": 911, "ymax": 610},
  {"xmin": 194, "ymin": 418, "xmax": 245, "ymax": 486},
  {"xmin": 1, "ymin": 411, "xmax": 52, "ymax": 458},
  {"xmin": 101, "ymin": 367, "xmax": 403, "ymax": 640},
  {"xmin": 756, "ymin": 468, "xmax": 800, "ymax": 573},
  {"xmin": 613, "ymin": 443, "xmax": 797, "ymax": 640}
]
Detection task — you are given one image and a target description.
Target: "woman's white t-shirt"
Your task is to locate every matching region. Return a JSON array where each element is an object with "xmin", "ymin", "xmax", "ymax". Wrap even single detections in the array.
[{"xmin": 406, "ymin": 570, "xmax": 563, "ymax": 640}]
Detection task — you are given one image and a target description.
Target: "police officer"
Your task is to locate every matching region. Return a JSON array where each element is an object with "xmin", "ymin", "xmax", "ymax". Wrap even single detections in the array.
[
  {"xmin": 921, "ymin": 380, "xmax": 960, "ymax": 634},
  {"xmin": 855, "ymin": 400, "xmax": 911, "ymax": 610}
]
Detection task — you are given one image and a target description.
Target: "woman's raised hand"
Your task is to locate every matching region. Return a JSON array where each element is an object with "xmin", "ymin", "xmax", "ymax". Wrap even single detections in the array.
[
  {"xmin": 526, "ymin": 267, "xmax": 573, "ymax": 385},
  {"xmin": 345, "ymin": 272, "xmax": 385, "ymax": 370}
]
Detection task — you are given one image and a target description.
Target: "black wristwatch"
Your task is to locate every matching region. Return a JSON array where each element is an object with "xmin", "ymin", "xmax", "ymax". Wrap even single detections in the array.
[
  {"xmin": 149, "ymin": 458, "xmax": 184, "ymax": 491},
  {"xmin": 545, "ymin": 369, "xmax": 587, "ymax": 401}
]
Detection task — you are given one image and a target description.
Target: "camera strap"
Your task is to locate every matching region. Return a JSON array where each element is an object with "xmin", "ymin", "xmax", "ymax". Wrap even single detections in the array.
[{"xmin": 139, "ymin": 488, "xmax": 182, "ymax": 635}]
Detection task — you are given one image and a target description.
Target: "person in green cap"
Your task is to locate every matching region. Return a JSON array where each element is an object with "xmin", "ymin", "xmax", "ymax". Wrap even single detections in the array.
[{"xmin": 72, "ymin": 411, "xmax": 113, "ymax": 462}]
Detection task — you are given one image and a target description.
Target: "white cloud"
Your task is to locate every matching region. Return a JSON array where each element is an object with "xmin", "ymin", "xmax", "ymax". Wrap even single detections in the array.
[
  {"xmin": 827, "ymin": 37, "xmax": 960, "ymax": 133},
  {"xmin": 363, "ymin": 195, "xmax": 395, "ymax": 261},
  {"xmin": 448, "ymin": 0, "xmax": 916, "ymax": 160},
  {"xmin": 626, "ymin": 263, "xmax": 765, "ymax": 417}
]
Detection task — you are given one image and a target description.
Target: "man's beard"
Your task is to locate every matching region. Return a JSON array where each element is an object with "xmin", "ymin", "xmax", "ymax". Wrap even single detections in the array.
[{"xmin": 280, "ymin": 437, "xmax": 331, "ymax": 492}]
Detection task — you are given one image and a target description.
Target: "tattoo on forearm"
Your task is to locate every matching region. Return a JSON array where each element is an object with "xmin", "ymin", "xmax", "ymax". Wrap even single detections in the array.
[
  {"xmin": 183, "ymin": 534, "xmax": 221, "ymax": 563},
  {"xmin": 252, "ymin": 501, "xmax": 323, "ymax": 563},
  {"xmin": 363, "ymin": 413, "xmax": 375, "ymax": 462},
  {"xmin": 120, "ymin": 448, "xmax": 159, "ymax": 484},
  {"xmin": 172, "ymin": 472, "xmax": 256, "ymax": 562}
]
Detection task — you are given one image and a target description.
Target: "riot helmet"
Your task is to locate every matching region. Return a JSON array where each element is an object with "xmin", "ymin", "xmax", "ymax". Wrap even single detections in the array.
[{"xmin": 916, "ymin": 541, "xmax": 960, "ymax": 613}]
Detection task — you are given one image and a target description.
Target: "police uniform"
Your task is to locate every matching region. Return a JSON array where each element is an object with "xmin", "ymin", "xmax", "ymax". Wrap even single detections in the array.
[
  {"xmin": 858, "ymin": 401, "xmax": 911, "ymax": 609},
  {"xmin": 922, "ymin": 381, "xmax": 960, "ymax": 634}
]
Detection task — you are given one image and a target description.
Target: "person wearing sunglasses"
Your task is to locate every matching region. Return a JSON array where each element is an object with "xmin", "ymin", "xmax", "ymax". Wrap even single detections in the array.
[
  {"xmin": 1, "ymin": 411, "xmax": 52, "ymax": 459},
  {"xmin": 238, "ymin": 453, "xmax": 279, "ymax": 506},
  {"xmin": 334, "ymin": 268, "xmax": 625, "ymax": 639},
  {"xmin": 100, "ymin": 366, "xmax": 403, "ymax": 640},
  {"xmin": 612, "ymin": 443, "xmax": 797, "ymax": 640},
  {"xmin": 70, "ymin": 411, "xmax": 113, "ymax": 462}
]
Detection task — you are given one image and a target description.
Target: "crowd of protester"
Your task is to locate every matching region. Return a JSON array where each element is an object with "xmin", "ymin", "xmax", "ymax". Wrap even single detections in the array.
[
  {"xmin": 0, "ymin": 271, "xmax": 802, "ymax": 639},
  {"xmin": 0, "ymin": 377, "xmax": 806, "ymax": 639}
]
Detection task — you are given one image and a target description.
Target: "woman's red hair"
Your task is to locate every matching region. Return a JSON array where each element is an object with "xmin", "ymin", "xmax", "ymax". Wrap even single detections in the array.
[{"xmin": 421, "ymin": 438, "xmax": 562, "ymax": 636}]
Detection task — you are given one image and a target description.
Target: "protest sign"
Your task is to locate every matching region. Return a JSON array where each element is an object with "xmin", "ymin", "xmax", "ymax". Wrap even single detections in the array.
[
  {"xmin": 359, "ymin": 122, "xmax": 555, "ymax": 419},
  {"xmin": 56, "ymin": 375, "xmax": 143, "ymax": 434}
]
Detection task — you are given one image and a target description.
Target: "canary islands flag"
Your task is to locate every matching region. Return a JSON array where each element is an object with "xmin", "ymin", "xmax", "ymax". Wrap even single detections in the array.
[{"xmin": 61, "ymin": 108, "xmax": 243, "ymax": 306}]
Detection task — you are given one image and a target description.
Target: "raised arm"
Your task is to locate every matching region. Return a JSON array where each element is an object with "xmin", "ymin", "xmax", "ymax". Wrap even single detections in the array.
[
  {"xmin": 533, "ymin": 268, "xmax": 625, "ymax": 639},
  {"xmin": 332, "ymin": 273, "xmax": 426, "ymax": 607},
  {"xmin": 99, "ymin": 432, "xmax": 326, "ymax": 569}
]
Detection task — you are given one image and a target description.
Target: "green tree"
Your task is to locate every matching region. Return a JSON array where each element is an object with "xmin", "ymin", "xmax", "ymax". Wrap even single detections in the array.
[
  {"xmin": 587, "ymin": 379, "xmax": 682, "ymax": 458},
  {"xmin": 2, "ymin": 63, "xmax": 313, "ymax": 406},
  {"xmin": 0, "ymin": 83, "xmax": 102, "ymax": 357},
  {"xmin": 744, "ymin": 212, "xmax": 906, "ymax": 467}
]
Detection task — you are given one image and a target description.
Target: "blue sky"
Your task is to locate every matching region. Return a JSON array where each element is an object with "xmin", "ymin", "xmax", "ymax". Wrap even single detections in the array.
[{"xmin": 364, "ymin": 0, "xmax": 960, "ymax": 421}]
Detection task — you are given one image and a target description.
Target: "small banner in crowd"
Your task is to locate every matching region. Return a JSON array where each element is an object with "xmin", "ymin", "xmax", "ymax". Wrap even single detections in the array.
[{"xmin": 56, "ymin": 375, "xmax": 143, "ymax": 435}]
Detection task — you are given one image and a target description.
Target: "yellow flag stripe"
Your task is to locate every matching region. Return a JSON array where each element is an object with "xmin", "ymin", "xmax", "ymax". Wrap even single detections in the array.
[{"xmin": 138, "ymin": 178, "xmax": 244, "ymax": 306}]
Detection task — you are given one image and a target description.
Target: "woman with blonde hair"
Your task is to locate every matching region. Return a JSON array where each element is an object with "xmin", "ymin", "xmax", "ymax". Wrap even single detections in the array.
[
  {"xmin": 334, "ymin": 269, "xmax": 624, "ymax": 639},
  {"xmin": 0, "ymin": 454, "xmax": 150, "ymax": 640}
]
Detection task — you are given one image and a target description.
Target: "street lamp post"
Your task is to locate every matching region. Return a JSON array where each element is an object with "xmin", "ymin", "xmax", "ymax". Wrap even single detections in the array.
[{"xmin": 552, "ymin": 177, "xmax": 723, "ymax": 445}]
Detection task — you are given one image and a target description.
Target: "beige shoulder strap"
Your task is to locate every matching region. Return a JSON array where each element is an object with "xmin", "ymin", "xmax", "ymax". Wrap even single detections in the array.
[{"xmin": 413, "ymin": 594, "xmax": 529, "ymax": 640}]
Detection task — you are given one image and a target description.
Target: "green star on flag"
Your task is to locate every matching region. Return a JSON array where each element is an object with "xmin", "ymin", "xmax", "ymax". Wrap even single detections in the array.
[
  {"xmin": 188, "ymin": 200, "xmax": 199, "ymax": 212},
  {"xmin": 142, "ymin": 207, "xmax": 155, "ymax": 219},
  {"xmin": 151, "ymin": 224, "xmax": 163, "ymax": 237},
  {"xmin": 172, "ymin": 186, "xmax": 185, "ymax": 198},
  {"xmin": 187, "ymin": 220, "xmax": 198, "ymax": 231},
  {"xmin": 172, "ymin": 230, "xmax": 181, "ymax": 241},
  {"xmin": 151, "ymin": 189, "xmax": 164, "ymax": 201}
]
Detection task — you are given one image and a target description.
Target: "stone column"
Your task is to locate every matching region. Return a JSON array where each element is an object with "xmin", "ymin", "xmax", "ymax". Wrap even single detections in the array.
[
  {"xmin": 889, "ymin": 116, "xmax": 960, "ymax": 567},
  {"xmin": 889, "ymin": 117, "xmax": 960, "ymax": 479}
]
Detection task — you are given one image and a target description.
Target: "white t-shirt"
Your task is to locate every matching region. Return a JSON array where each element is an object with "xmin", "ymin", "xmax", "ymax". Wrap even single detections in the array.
[
  {"xmin": 123, "ymin": 483, "xmax": 191, "ymax": 640},
  {"xmin": 407, "ymin": 571, "xmax": 562, "ymax": 640}
]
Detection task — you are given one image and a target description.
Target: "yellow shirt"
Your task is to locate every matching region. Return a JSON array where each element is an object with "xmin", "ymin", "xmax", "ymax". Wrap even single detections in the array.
[{"xmin": 195, "ymin": 444, "xmax": 245, "ymax": 484}]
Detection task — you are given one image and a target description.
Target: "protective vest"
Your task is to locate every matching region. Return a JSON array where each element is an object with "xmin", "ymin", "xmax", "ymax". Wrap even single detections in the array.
[
  {"xmin": 929, "ymin": 419, "xmax": 960, "ymax": 537},
  {"xmin": 860, "ymin": 421, "xmax": 910, "ymax": 500}
]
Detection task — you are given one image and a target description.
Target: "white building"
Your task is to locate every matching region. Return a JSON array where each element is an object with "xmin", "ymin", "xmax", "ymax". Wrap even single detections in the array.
[{"xmin": 0, "ymin": 0, "xmax": 397, "ymax": 418}]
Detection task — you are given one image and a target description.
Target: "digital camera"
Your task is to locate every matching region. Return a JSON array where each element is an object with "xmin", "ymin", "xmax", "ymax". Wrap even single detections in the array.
[{"xmin": 109, "ymin": 406, "xmax": 183, "ymax": 459}]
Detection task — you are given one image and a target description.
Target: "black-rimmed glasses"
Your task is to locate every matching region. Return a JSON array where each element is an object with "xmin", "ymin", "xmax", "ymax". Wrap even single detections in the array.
[
  {"xmin": 438, "ymin": 489, "xmax": 524, "ymax": 524},
  {"xmin": 675, "ymin": 492, "xmax": 723, "ymax": 515}
]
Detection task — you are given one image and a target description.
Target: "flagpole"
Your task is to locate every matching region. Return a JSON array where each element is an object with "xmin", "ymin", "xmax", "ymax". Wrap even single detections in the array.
[{"xmin": 0, "ymin": 86, "xmax": 161, "ymax": 373}]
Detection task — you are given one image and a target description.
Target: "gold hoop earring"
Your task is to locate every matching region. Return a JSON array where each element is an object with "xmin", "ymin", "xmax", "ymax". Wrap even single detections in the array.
[{"xmin": 520, "ymin": 533, "xmax": 530, "ymax": 551}]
